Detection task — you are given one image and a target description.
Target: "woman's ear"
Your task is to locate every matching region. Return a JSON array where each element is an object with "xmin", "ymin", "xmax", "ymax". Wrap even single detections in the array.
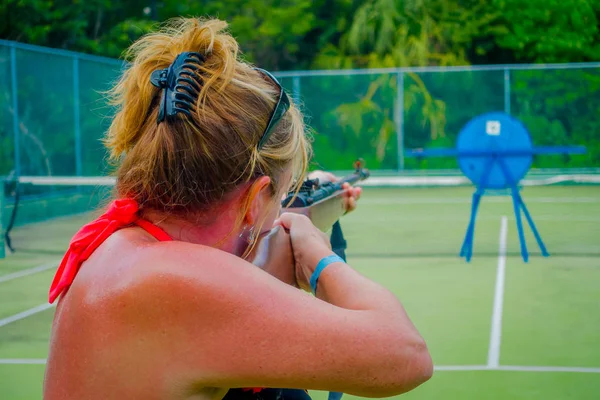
[{"xmin": 243, "ymin": 176, "xmax": 272, "ymax": 225}]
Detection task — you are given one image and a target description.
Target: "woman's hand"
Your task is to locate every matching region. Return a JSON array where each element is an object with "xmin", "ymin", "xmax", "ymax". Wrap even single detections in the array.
[
  {"xmin": 251, "ymin": 226, "xmax": 297, "ymax": 287},
  {"xmin": 275, "ymin": 213, "xmax": 334, "ymax": 292},
  {"xmin": 307, "ymin": 170, "xmax": 362, "ymax": 214},
  {"xmin": 257, "ymin": 171, "xmax": 361, "ymax": 288}
]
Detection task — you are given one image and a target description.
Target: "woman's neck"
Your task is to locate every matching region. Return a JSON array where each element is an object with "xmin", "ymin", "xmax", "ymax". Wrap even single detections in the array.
[{"xmin": 142, "ymin": 206, "xmax": 247, "ymax": 257}]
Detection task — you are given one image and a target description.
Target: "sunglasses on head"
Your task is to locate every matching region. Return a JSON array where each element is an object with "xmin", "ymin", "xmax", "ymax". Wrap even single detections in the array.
[{"xmin": 255, "ymin": 68, "xmax": 290, "ymax": 150}]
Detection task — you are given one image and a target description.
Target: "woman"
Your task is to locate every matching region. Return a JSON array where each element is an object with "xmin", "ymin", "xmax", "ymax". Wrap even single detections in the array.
[{"xmin": 44, "ymin": 18, "xmax": 432, "ymax": 400}]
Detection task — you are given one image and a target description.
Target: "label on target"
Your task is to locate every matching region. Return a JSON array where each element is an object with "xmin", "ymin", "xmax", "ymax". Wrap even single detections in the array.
[{"xmin": 486, "ymin": 120, "xmax": 501, "ymax": 136}]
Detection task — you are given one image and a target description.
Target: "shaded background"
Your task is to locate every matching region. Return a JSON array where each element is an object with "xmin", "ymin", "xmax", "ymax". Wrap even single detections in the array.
[{"xmin": 1, "ymin": 0, "xmax": 600, "ymax": 177}]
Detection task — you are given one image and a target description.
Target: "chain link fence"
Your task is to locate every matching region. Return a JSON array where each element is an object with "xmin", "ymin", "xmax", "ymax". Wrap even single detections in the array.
[{"xmin": 1, "ymin": 40, "xmax": 599, "ymax": 177}]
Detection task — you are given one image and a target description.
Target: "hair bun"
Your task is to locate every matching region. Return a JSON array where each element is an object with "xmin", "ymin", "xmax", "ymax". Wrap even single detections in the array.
[
  {"xmin": 105, "ymin": 17, "xmax": 310, "ymax": 230},
  {"xmin": 170, "ymin": 18, "xmax": 238, "ymax": 98}
]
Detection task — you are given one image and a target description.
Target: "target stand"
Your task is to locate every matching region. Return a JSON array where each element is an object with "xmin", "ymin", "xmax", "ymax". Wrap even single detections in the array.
[{"xmin": 407, "ymin": 112, "xmax": 586, "ymax": 262}]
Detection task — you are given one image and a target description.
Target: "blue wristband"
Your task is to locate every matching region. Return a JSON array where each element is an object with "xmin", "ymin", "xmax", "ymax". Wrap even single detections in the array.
[{"xmin": 310, "ymin": 254, "xmax": 345, "ymax": 295}]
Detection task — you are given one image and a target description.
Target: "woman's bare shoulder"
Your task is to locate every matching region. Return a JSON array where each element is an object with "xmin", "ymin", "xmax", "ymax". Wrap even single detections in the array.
[
  {"xmin": 116, "ymin": 239, "xmax": 271, "ymax": 311},
  {"xmin": 137, "ymin": 240, "xmax": 257, "ymax": 284},
  {"xmin": 73, "ymin": 232, "xmax": 258, "ymax": 319}
]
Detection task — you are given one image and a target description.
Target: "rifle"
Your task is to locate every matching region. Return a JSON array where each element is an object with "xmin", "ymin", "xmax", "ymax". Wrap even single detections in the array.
[
  {"xmin": 281, "ymin": 159, "xmax": 370, "ymax": 231},
  {"xmin": 251, "ymin": 159, "xmax": 370, "ymax": 290}
]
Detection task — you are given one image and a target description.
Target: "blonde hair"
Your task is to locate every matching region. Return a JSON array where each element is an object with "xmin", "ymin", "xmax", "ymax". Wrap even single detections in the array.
[{"xmin": 104, "ymin": 18, "xmax": 310, "ymax": 237}]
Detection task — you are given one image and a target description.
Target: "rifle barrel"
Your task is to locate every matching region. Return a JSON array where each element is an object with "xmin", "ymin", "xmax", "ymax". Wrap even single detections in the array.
[
  {"xmin": 280, "ymin": 166, "xmax": 369, "ymax": 230},
  {"xmin": 282, "ymin": 167, "xmax": 370, "ymax": 208}
]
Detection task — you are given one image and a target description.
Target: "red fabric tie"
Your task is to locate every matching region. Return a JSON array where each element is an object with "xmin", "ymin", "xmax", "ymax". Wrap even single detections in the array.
[{"xmin": 48, "ymin": 199, "xmax": 171, "ymax": 303}]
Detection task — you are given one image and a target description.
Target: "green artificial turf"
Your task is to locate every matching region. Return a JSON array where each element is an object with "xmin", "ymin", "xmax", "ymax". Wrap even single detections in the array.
[{"xmin": 0, "ymin": 186, "xmax": 598, "ymax": 399}]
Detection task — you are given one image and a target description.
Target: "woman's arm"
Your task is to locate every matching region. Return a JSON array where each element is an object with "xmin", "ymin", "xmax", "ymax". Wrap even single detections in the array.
[{"xmin": 122, "ymin": 232, "xmax": 432, "ymax": 398}]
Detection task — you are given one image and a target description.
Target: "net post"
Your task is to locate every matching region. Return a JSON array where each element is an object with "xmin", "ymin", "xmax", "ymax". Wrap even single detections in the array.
[
  {"xmin": 395, "ymin": 71, "xmax": 405, "ymax": 171},
  {"xmin": 328, "ymin": 220, "xmax": 346, "ymax": 400},
  {"xmin": 504, "ymin": 68, "xmax": 511, "ymax": 115},
  {"xmin": 73, "ymin": 56, "xmax": 82, "ymax": 176},
  {"xmin": 0, "ymin": 179, "xmax": 5, "ymax": 259},
  {"xmin": 10, "ymin": 44, "xmax": 21, "ymax": 176}
]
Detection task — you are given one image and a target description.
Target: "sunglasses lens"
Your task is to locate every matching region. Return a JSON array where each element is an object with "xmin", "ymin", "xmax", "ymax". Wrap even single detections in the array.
[
  {"xmin": 273, "ymin": 91, "xmax": 290, "ymax": 122},
  {"xmin": 256, "ymin": 68, "xmax": 290, "ymax": 149}
]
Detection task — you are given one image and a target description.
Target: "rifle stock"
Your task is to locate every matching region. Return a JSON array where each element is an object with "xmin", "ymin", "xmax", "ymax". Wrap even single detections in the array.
[
  {"xmin": 252, "ymin": 161, "xmax": 370, "ymax": 284},
  {"xmin": 282, "ymin": 193, "xmax": 347, "ymax": 231}
]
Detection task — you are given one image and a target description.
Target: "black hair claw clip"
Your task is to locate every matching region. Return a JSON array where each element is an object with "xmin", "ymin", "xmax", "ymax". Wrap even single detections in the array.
[{"xmin": 150, "ymin": 52, "xmax": 205, "ymax": 122}]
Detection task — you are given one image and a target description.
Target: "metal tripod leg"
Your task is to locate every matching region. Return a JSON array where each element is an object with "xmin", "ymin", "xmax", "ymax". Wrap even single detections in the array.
[
  {"xmin": 460, "ymin": 156, "xmax": 495, "ymax": 261},
  {"xmin": 460, "ymin": 190, "xmax": 483, "ymax": 262},
  {"xmin": 509, "ymin": 185, "xmax": 529, "ymax": 262},
  {"xmin": 515, "ymin": 191, "xmax": 549, "ymax": 257}
]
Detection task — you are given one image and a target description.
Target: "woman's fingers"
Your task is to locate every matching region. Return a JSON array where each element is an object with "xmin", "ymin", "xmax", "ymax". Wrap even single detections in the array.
[
  {"xmin": 274, "ymin": 213, "xmax": 295, "ymax": 229},
  {"xmin": 276, "ymin": 212, "xmax": 311, "ymax": 230},
  {"xmin": 346, "ymin": 197, "xmax": 357, "ymax": 212},
  {"xmin": 273, "ymin": 213, "xmax": 292, "ymax": 229},
  {"xmin": 323, "ymin": 172, "xmax": 337, "ymax": 182},
  {"xmin": 308, "ymin": 170, "xmax": 338, "ymax": 184},
  {"xmin": 341, "ymin": 183, "xmax": 362, "ymax": 213}
]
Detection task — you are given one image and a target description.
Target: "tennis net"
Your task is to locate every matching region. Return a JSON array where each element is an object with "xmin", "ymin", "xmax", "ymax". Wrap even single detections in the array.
[
  {"xmin": 1, "ymin": 176, "xmax": 114, "ymax": 257},
  {"xmin": 1, "ymin": 173, "xmax": 600, "ymax": 259}
]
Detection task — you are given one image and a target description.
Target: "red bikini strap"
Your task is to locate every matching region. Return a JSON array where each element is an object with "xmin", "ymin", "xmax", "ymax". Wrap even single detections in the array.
[
  {"xmin": 48, "ymin": 199, "xmax": 172, "ymax": 304},
  {"xmin": 135, "ymin": 218, "xmax": 173, "ymax": 242}
]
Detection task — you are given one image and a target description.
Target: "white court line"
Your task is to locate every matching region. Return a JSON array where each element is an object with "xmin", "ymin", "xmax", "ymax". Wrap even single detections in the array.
[
  {"xmin": 361, "ymin": 197, "xmax": 600, "ymax": 205},
  {"xmin": 0, "ymin": 359, "xmax": 47, "ymax": 365},
  {"xmin": 1, "ymin": 359, "xmax": 598, "ymax": 373},
  {"xmin": 0, "ymin": 303, "xmax": 55, "ymax": 328},
  {"xmin": 347, "ymin": 215, "xmax": 600, "ymax": 223},
  {"xmin": 435, "ymin": 365, "xmax": 600, "ymax": 373},
  {"xmin": 488, "ymin": 216, "xmax": 508, "ymax": 368},
  {"xmin": 360, "ymin": 175, "xmax": 600, "ymax": 187},
  {"xmin": 0, "ymin": 262, "xmax": 58, "ymax": 284},
  {"xmin": 496, "ymin": 365, "xmax": 600, "ymax": 373},
  {"xmin": 435, "ymin": 365, "xmax": 489, "ymax": 371}
]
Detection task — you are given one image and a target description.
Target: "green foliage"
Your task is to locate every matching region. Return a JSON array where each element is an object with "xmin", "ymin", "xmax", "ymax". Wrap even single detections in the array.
[
  {"xmin": 491, "ymin": 0, "xmax": 600, "ymax": 63},
  {"xmin": 0, "ymin": 0, "xmax": 95, "ymax": 48},
  {"xmin": 2, "ymin": 0, "xmax": 600, "ymax": 173},
  {"xmin": 313, "ymin": 0, "xmax": 502, "ymax": 69},
  {"xmin": 309, "ymin": 0, "xmax": 504, "ymax": 170},
  {"xmin": 325, "ymin": 74, "xmax": 398, "ymax": 169},
  {"xmin": 3, "ymin": 0, "xmax": 600, "ymax": 73},
  {"xmin": 511, "ymin": 68, "xmax": 600, "ymax": 168},
  {"xmin": 299, "ymin": 73, "xmax": 398, "ymax": 170}
]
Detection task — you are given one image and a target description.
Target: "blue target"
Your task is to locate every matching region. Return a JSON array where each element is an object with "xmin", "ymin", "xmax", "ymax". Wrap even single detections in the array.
[
  {"xmin": 457, "ymin": 112, "xmax": 533, "ymax": 189},
  {"xmin": 404, "ymin": 111, "xmax": 586, "ymax": 262}
]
